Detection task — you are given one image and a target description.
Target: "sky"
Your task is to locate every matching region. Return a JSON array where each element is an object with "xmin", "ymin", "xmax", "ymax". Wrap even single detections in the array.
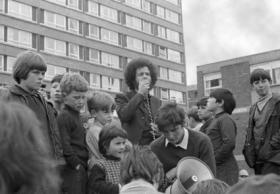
[{"xmin": 182, "ymin": 0, "xmax": 280, "ymax": 85}]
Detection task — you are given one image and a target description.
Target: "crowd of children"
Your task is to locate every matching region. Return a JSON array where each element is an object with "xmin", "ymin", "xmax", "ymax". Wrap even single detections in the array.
[{"xmin": 0, "ymin": 50, "xmax": 280, "ymax": 194}]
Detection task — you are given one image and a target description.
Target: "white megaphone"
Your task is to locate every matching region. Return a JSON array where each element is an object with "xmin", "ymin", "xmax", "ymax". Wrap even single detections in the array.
[{"xmin": 165, "ymin": 157, "xmax": 214, "ymax": 194}]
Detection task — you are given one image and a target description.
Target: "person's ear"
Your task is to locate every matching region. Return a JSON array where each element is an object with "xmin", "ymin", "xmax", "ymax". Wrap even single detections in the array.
[{"xmin": 217, "ymin": 99, "xmax": 224, "ymax": 107}]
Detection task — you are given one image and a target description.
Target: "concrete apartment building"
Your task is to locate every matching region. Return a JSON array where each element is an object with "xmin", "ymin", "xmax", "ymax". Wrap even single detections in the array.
[
  {"xmin": 196, "ymin": 49, "xmax": 280, "ymax": 170},
  {"xmin": 0, "ymin": 0, "xmax": 186, "ymax": 104}
]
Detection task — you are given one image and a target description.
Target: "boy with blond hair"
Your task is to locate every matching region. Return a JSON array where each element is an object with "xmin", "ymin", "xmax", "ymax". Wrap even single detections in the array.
[
  {"xmin": 57, "ymin": 73, "xmax": 89, "ymax": 194},
  {"xmin": 86, "ymin": 91, "xmax": 116, "ymax": 168}
]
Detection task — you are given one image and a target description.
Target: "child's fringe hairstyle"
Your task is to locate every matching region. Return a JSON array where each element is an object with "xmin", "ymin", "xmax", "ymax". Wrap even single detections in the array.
[
  {"xmin": 250, "ymin": 68, "xmax": 272, "ymax": 85},
  {"xmin": 0, "ymin": 102, "xmax": 60, "ymax": 194},
  {"xmin": 209, "ymin": 88, "xmax": 236, "ymax": 115},
  {"xmin": 156, "ymin": 102, "xmax": 186, "ymax": 132},
  {"xmin": 98, "ymin": 124, "xmax": 127, "ymax": 156},
  {"xmin": 120, "ymin": 145, "xmax": 164, "ymax": 186},
  {"xmin": 87, "ymin": 91, "xmax": 115, "ymax": 113},
  {"xmin": 13, "ymin": 50, "xmax": 47, "ymax": 84},
  {"xmin": 60, "ymin": 73, "xmax": 89, "ymax": 95}
]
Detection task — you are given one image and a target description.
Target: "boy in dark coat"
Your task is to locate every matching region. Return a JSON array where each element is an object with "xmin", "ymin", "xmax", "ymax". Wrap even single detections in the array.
[
  {"xmin": 57, "ymin": 73, "xmax": 89, "ymax": 194},
  {"xmin": 244, "ymin": 68, "xmax": 280, "ymax": 175}
]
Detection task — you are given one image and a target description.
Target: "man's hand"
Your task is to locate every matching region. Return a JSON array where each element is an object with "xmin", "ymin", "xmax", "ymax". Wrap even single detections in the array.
[
  {"xmin": 166, "ymin": 167, "xmax": 177, "ymax": 182},
  {"xmin": 138, "ymin": 79, "xmax": 150, "ymax": 96}
]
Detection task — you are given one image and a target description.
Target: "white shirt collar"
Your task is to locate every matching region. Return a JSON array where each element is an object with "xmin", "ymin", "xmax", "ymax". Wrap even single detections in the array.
[{"xmin": 165, "ymin": 128, "xmax": 189, "ymax": 150}]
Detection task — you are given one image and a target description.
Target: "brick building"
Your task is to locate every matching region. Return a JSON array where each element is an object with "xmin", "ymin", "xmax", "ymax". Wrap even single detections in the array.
[
  {"xmin": 197, "ymin": 49, "xmax": 280, "ymax": 171},
  {"xmin": 0, "ymin": 0, "xmax": 187, "ymax": 104}
]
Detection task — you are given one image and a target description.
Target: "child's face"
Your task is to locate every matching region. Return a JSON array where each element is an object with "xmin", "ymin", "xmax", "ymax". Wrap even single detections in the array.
[
  {"xmin": 50, "ymin": 82, "xmax": 62, "ymax": 103},
  {"xmin": 21, "ymin": 69, "xmax": 45, "ymax": 91},
  {"xmin": 252, "ymin": 78, "xmax": 271, "ymax": 97},
  {"xmin": 198, "ymin": 106, "xmax": 212, "ymax": 121},
  {"xmin": 106, "ymin": 136, "xmax": 126, "ymax": 159},
  {"xmin": 93, "ymin": 109, "xmax": 113, "ymax": 125},
  {"xmin": 63, "ymin": 90, "xmax": 86, "ymax": 112},
  {"xmin": 206, "ymin": 97, "xmax": 219, "ymax": 112}
]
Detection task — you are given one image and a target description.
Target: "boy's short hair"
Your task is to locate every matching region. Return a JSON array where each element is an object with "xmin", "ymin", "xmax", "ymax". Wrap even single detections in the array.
[
  {"xmin": 186, "ymin": 107, "xmax": 201, "ymax": 122},
  {"xmin": 192, "ymin": 179, "xmax": 229, "ymax": 194},
  {"xmin": 120, "ymin": 145, "xmax": 164, "ymax": 185},
  {"xmin": 209, "ymin": 88, "xmax": 236, "ymax": 115},
  {"xmin": 250, "ymin": 68, "xmax": 272, "ymax": 85},
  {"xmin": 156, "ymin": 102, "xmax": 185, "ymax": 132},
  {"xmin": 51, "ymin": 74, "xmax": 63, "ymax": 84},
  {"xmin": 87, "ymin": 91, "xmax": 115, "ymax": 112},
  {"xmin": 98, "ymin": 124, "xmax": 127, "ymax": 156},
  {"xmin": 60, "ymin": 73, "xmax": 88, "ymax": 95},
  {"xmin": 13, "ymin": 51, "xmax": 47, "ymax": 84},
  {"xmin": 197, "ymin": 97, "xmax": 208, "ymax": 108}
]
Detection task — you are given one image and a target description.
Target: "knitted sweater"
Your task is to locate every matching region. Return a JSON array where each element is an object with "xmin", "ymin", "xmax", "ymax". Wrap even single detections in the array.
[
  {"xmin": 88, "ymin": 156, "xmax": 120, "ymax": 194},
  {"xmin": 151, "ymin": 129, "xmax": 216, "ymax": 175}
]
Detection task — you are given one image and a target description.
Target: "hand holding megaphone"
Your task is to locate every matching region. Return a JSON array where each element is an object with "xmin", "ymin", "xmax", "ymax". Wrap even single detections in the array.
[{"xmin": 165, "ymin": 157, "xmax": 214, "ymax": 194}]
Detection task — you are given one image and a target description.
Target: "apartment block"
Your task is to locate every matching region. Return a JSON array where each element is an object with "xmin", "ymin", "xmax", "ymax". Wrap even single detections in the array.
[{"xmin": 0, "ymin": 0, "xmax": 186, "ymax": 104}]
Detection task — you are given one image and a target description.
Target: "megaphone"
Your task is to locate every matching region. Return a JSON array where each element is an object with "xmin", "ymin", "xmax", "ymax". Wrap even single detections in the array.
[{"xmin": 165, "ymin": 157, "xmax": 214, "ymax": 194}]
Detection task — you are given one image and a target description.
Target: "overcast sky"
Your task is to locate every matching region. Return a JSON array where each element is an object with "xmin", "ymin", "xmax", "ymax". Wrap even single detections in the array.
[{"xmin": 182, "ymin": 0, "xmax": 280, "ymax": 85}]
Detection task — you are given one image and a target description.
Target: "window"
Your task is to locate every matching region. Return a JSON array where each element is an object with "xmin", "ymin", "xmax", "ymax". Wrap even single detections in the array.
[
  {"xmin": 88, "ymin": 0, "xmax": 98, "ymax": 16},
  {"xmin": 273, "ymin": 68, "xmax": 280, "ymax": 84},
  {"xmin": 157, "ymin": 25, "xmax": 166, "ymax": 39},
  {"xmin": 101, "ymin": 28, "xmax": 118, "ymax": 45},
  {"xmin": 8, "ymin": 1, "xmax": 32, "ymax": 21},
  {"xmin": 127, "ymin": 36, "xmax": 142, "ymax": 52},
  {"xmin": 45, "ymin": 64, "xmax": 66, "ymax": 80},
  {"xmin": 44, "ymin": 11, "xmax": 66, "ymax": 30},
  {"xmin": 166, "ymin": 9, "xmax": 179, "ymax": 24},
  {"xmin": 68, "ymin": 43, "xmax": 79, "ymax": 59},
  {"xmin": 169, "ymin": 69, "xmax": 183, "ymax": 83},
  {"xmin": 142, "ymin": 0, "xmax": 150, "ymax": 13},
  {"xmin": 125, "ymin": 15, "xmax": 141, "ymax": 31},
  {"xmin": 90, "ymin": 73, "xmax": 101, "ymax": 89},
  {"xmin": 6, "ymin": 56, "xmax": 16, "ymax": 74},
  {"xmin": 165, "ymin": 0, "xmax": 179, "ymax": 5},
  {"xmin": 204, "ymin": 73, "xmax": 222, "ymax": 96},
  {"xmin": 156, "ymin": 5, "xmax": 165, "ymax": 19},
  {"xmin": 68, "ymin": 0, "xmax": 79, "ymax": 10},
  {"xmin": 68, "ymin": 18, "xmax": 79, "ymax": 34},
  {"xmin": 44, "ymin": 37, "xmax": 66, "ymax": 56},
  {"xmin": 88, "ymin": 24, "xmax": 99, "ymax": 39},
  {"xmin": 160, "ymin": 67, "xmax": 168, "ymax": 80},
  {"xmin": 101, "ymin": 52, "xmax": 120, "ymax": 69},
  {"xmin": 100, "ymin": 5, "xmax": 118, "ymax": 23},
  {"xmin": 102, "ymin": 76, "xmax": 120, "ymax": 92},
  {"xmin": 159, "ymin": 46, "xmax": 167, "ymax": 59},
  {"xmin": 142, "ymin": 20, "xmax": 151, "ymax": 34},
  {"xmin": 167, "ymin": 29, "xmax": 180, "ymax": 43},
  {"xmin": 7, "ymin": 28, "xmax": 32, "ymax": 48},
  {"xmin": 125, "ymin": 0, "xmax": 141, "ymax": 9},
  {"xmin": 170, "ymin": 90, "xmax": 184, "ymax": 104},
  {"xmin": 143, "ymin": 41, "xmax": 152, "ymax": 55},
  {"xmin": 0, "ymin": 55, "xmax": 3, "ymax": 72},
  {"xmin": 88, "ymin": 48, "xmax": 100, "ymax": 64},
  {"xmin": 0, "ymin": 0, "xmax": 4, "ymax": 12},
  {"xmin": 160, "ymin": 88, "xmax": 169, "ymax": 100},
  {"xmin": 167, "ymin": 49, "xmax": 181, "ymax": 63},
  {"xmin": 46, "ymin": 0, "xmax": 66, "ymax": 5},
  {"xmin": 0, "ymin": 25, "xmax": 4, "ymax": 42}
]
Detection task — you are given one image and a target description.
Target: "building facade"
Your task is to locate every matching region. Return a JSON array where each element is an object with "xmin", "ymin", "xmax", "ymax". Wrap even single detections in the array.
[{"xmin": 0, "ymin": 0, "xmax": 186, "ymax": 104}]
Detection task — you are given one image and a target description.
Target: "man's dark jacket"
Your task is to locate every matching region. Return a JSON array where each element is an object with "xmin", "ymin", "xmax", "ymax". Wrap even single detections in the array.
[
  {"xmin": 115, "ymin": 91, "xmax": 161, "ymax": 145},
  {"xmin": 244, "ymin": 94, "xmax": 280, "ymax": 166}
]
